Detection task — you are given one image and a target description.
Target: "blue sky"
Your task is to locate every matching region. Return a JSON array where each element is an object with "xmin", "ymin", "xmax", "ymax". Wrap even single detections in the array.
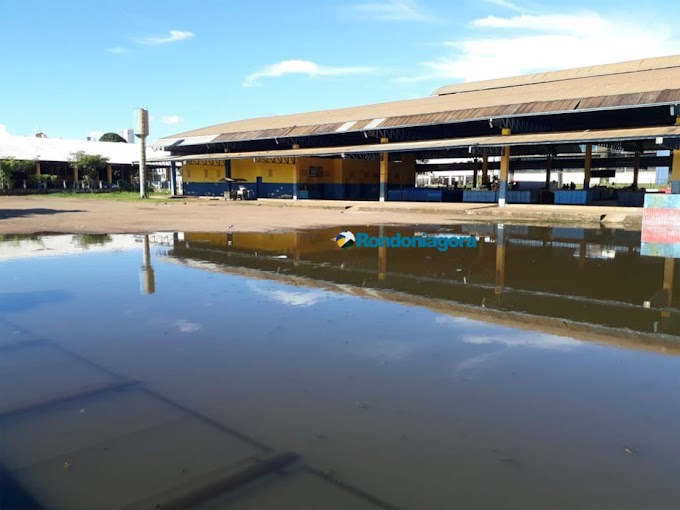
[{"xmin": 1, "ymin": 0, "xmax": 678, "ymax": 142}]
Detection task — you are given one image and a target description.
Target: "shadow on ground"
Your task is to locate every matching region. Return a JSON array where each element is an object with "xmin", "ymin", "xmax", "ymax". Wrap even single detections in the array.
[{"xmin": 0, "ymin": 208, "xmax": 84, "ymax": 220}]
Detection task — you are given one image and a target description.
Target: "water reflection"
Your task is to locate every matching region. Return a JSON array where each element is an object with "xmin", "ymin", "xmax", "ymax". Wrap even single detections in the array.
[
  {"xmin": 1, "ymin": 227, "xmax": 680, "ymax": 509},
  {"xmin": 167, "ymin": 225, "xmax": 680, "ymax": 340}
]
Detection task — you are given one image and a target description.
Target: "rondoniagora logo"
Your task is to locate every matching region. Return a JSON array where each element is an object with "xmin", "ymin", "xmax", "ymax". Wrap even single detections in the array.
[
  {"xmin": 335, "ymin": 231, "xmax": 477, "ymax": 252},
  {"xmin": 335, "ymin": 231, "xmax": 356, "ymax": 249}
]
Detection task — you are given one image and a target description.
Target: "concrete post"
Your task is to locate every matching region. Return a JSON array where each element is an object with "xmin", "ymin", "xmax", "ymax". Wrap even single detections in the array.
[
  {"xmin": 495, "ymin": 224, "xmax": 505, "ymax": 295},
  {"xmin": 482, "ymin": 152, "xmax": 489, "ymax": 185},
  {"xmin": 583, "ymin": 144, "xmax": 592, "ymax": 190},
  {"xmin": 472, "ymin": 158, "xmax": 478, "ymax": 188},
  {"xmin": 672, "ymin": 150, "xmax": 680, "ymax": 194},
  {"xmin": 170, "ymin": 161, "xmax": 178, "ymax": 196},
  {"xmin": 379, "ymin": 137, "xmax": 389, "ymax": 202}
]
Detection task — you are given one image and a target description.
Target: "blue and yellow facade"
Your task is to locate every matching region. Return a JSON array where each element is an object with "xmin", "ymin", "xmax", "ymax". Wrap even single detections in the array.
[{"xmin": 181, "ymin": 156, "xmax": 416, "ymax": 199}]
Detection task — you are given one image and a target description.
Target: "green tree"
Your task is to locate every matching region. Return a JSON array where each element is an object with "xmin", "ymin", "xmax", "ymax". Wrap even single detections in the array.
[
  {"xmin": 73, "ymin": 234, "xmax": 112, "ymax": 249},
  {"xmin": 0, "ymin": 157, "xmax": 37, "ymax": 190},
  {"xmin": 69, "ymin": 151, "xmax": 109, "ymax": 185},
  {"xmin": 99, "ymin": 132, "xmax": 127, "ymax": 143}
]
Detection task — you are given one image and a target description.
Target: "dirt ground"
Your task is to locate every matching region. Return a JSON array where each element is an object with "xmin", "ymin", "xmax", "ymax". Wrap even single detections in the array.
[{"xmin": 0, "ymin": 196, "xmax": 643, "ymax": 234}]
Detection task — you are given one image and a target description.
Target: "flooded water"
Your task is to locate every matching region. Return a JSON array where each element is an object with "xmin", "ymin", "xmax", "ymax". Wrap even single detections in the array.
[{"xmin": 1, "ymin": 226, "xmax": 679, "ymax": 509}]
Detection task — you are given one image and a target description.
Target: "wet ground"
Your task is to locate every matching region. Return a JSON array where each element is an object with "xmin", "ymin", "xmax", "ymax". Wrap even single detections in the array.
[{"xmin": 1, "ymin": 225, "xmax": 679, "ymax": 509}]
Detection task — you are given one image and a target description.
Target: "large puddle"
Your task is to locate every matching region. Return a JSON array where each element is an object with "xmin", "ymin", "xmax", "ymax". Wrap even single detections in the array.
[{"xmin": 1, "ymin": 225, "xmax": 679, "ymax": 509}]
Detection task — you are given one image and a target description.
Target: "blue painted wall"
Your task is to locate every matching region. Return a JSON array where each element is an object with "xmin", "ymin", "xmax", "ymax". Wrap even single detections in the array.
[{"xmin": 183, "ymin": 182, "xmax": 230, "ymax": 196}]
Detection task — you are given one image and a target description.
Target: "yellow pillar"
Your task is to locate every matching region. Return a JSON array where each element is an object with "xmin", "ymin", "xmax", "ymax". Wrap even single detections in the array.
[
  {"xmin": 378, "ymin": 245, "xmax": 387, "ymax": 280},
  {"xmin": 499, "ymin": 129, "xmax": 511, "ymax": 207},
  {"xmin": 294, "ymin": 232, "xmax": 301, "ymax": 267},
  {"xmin": 293, "ymin": 150, "xmax": 300, "ymax": 200},
  {"xmin": 633, "ymin": 152, "xmax": 640, "ymax": 189},
  {"xmin": 73, "ymin": 166, "xmax": 78, "ymax": 182},
  {"xmin": 663, "ymin": 258, "xmax": 675, "ymax": 308},
  {"xmin": 579, "ymin": 239, "xmax": 586, "ymax": 270},
  {"xmin": 583, "ymin": 144, "xmax": 592, "ymax": 189},
  {"xmin": 106, "ymin": 164, "xmax": 113, "ymax": 184},
  {"xmin": 482, "ymin": 152, "xmax": 489, "ymax": 185},
  {"xmin": 379, "ymin": 137, "xmax": 389, "ymax": 202},
  {"xmin": 35, "ymin": 161, "xmax": 41, "ymax": 176},
  {"xmin": 378, "ymin": 225, "xmax": 387, "ymax": 279},
  {"xmin": 495, "ymin": 224, "xmax": 505, "ymax": 295},
  {"xmin": 672, "ymin": 150, "xmax": 680, "ymax": 194}
]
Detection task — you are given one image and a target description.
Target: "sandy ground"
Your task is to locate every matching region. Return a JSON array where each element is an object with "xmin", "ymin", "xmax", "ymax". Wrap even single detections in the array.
[{"xmin": 0, "ymin": 196, "xmax": 643, "ymax": 234}]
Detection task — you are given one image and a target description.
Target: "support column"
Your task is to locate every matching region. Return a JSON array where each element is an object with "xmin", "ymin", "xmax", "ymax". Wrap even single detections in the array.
[
  {"xmin": 663, "ymin": 258, "xmax": 675, "ymax": 309},
  {"xmin": 378, "ymin": 226, "xmax": 387, "ymax": 280},
  {"xmin": 545, "ymin": 154, "xmax": 553, "ymax": 189},
  {"xmin": 379, "ymin": 137, "xmax": 389, "ymax": 202},
  {"xmin": 583, "ymin": 143, "xmax": 592, "ymax": 190},
  {"xmin": 293, "ymin": 154, "xmax": 300, "ymax": 200},
  {"xmin": 472, "ymin": 158, "xmax": 478, "ymax": 188},
  {"xmin": 294, "ymin": 232, "xmax": 301, "ymax": 267},
  {"xmin": 495, "ymin": 224, "xmax": 505, "ymax": 295},
  {"xmin": 499, "ymin": 128, "xmax": 511, "ymax": 207},
  {"xmin": 73, "ymin": 166, "xmax": 78, "ymax": 182},
  {"xmin": 670, "ymin": 150, "xmax": 680, "ymax": 194},
  {"xmin": 482, "ymin": 152, "xmax": 489, "ymax": 185},
  {"xmin": 106, "ymin": 164, "xmax": 112, "ymax": 184},
  {"xmin": 35, "ymin": 161, "xmax": 41, "ymax": 176},
  {"xmin": 633, "ymin": 152, "xmax": 640, "ymax": 189},
  {"xmin": 140, "ymin": 234, "xmax": 156, "ymax": 295},
  {"xmin": 170, "ymin": 161, "xmax": 178, "ymax": 196}
]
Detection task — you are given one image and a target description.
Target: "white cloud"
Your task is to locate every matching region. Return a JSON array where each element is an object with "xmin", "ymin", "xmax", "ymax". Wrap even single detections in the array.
[
  {"xmin": 248, "ymin": 282, "xmax": 337, "ymax": 307},
  {"xmin": 483, "ymin": 0, "xmax": 526, "ymax": 14},
  {"xmin": 160, "ymin": 115, "xmax": 183, "ymax": 125},
  {"xmin": 258, "ymin": 288, "xmax": 329, "ymax": 307},
  {"xmin": 399, "ymin": 9, "xmax": 680, "ymax": 83},
  {"xmin": 435, "ymin": 316, "xmax": 581, "ymax": 350},
  {"xmin": 352, "ymin": 0, "xmax": 438, "ymax": 22},
  {"xmin": 107, "ymin": 47, "xmax": 127, "ymax": 54},
  {"xmin": 243, "ymin": 59, "xmax": 374, "ymax": 87},
  {"xmin": 460, "ymin": 333, "xmax": 579, "ymax": 350},
  {"xmin": 135, "ymin": 30, "xmax": 195, "ymax": 46},
  {"xmin": 174, "ymin": 319, "xmax": 201, "ymax": 333},
  {"xmin": 0, "ymin": 124, "xmax": 9, "ymax": 137}
]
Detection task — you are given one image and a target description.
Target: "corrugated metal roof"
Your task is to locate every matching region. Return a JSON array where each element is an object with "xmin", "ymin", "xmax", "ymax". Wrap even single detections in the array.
[
  {"xmin": 148, "ymin": 126, "xmax": 680, "ymax": 162},
  {"xmin": 0, "ymin": 135, "xmax": 170, "ymax": 164},
  {"xmin": 433, "ymin": 54, "xmax": 680, "ymax": 95},
  {"xmin": 159, "ymin": 56, "xmax": 680, "ymax": 145}
]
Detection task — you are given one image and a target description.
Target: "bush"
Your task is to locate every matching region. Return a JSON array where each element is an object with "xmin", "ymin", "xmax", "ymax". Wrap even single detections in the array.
[{"xmin": 0, "ymin": 158, "xmax": 37, "ymax": 190}]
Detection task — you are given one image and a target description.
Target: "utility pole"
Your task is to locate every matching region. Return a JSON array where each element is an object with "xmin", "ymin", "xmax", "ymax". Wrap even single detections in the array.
[{"xmin": 136, "ymin": 108, "xmax": 149, "ymax": 198}]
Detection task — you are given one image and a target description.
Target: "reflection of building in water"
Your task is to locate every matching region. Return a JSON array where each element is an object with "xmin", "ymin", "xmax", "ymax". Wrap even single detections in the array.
[{"xmin": 168, "ymin": 227, "xmax": 679, "ymax": 339}]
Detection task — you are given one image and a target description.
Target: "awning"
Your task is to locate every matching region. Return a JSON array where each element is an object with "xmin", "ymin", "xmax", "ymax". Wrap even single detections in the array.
[{"xmin": 148, "ymin": 125, "xmax": 680, "ymax": 162}]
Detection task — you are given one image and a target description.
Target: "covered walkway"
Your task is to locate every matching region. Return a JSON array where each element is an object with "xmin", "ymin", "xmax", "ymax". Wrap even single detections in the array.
[{"xmin": 153, "ymin": 55, "xmax": 680, "ymax": 206}]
